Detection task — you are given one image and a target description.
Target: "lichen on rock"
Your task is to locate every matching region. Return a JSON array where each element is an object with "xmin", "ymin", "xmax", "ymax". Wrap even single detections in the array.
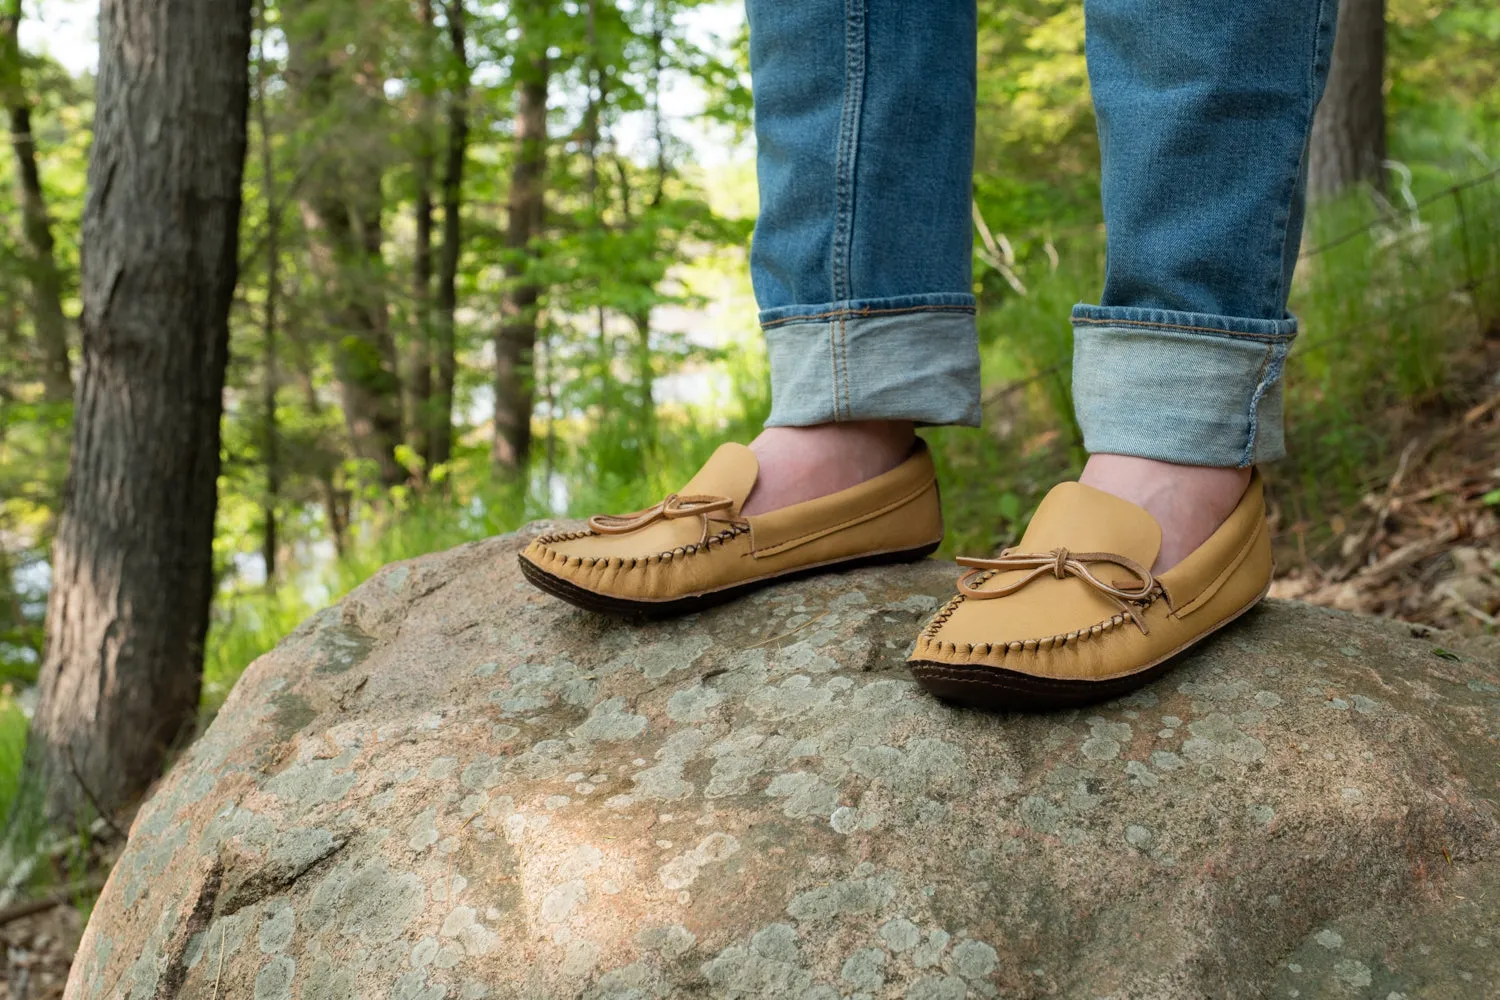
[{"xmin": 67, "ymin": 526, "xmax": 1500, "ymax": 999}]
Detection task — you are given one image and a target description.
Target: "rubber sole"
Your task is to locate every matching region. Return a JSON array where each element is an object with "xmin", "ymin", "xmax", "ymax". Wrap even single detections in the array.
[
  {"xmin": 519, "ymin": 539, "xmax": 943, "ymax": 620},
  {"xmin": 907, "ymin": 583, "xmax": 1271, "ymax": 712}
]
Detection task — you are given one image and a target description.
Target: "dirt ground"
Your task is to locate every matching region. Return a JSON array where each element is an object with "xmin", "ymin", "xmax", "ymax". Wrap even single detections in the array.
[
  {"xmin": 2, "ymin": 902, "xmax": 81, "ymax": 1000},
  {"xmin": 1270, "ymin": 346, "xmax": 1500, "ymax": 633}
]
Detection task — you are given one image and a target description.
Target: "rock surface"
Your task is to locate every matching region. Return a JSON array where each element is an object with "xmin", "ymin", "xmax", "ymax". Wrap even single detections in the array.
[{"xmin": 69, "ymin": 526, "xmax": 1500, "ymax": 1000}]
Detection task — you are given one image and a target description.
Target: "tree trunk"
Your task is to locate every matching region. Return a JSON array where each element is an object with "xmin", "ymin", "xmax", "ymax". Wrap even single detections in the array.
[
  {"xmin": 255, "ymin": 5, "xmax": 281, "ymax": 587},
  {"xmin": 1308, "ymin": 0, "xmax": 1386, "ymax": 198},
  {"xmin": 616, "ymin": 1, "xmax": 667, "ymax": 455},
  {"xmin": 21, "ymin": 0, "xmax": 251, "ymax": 828},
  {"xmin": 288, "ymin": 16, "xmax": 405, "ymax": 488},
  {"xmin": 287, "ymin": 320, "xmax": 349, "ymax": 557},
  {"xmin": 491, "ymin": 1, "xmax": 550, "ymax": 474},
  {"xmin": 406, "ymin": 0, "xmax": 436, "ymax": 467},
  {"xmin": 2, "ymin": 0, "xmax": 73, "ymax": 403},
  {"xmin": 429, "ymin": 0, "xmax": 469, "ymax": 470}
]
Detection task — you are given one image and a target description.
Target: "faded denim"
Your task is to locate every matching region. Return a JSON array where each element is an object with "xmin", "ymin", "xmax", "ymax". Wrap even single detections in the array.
[
  {"xmin": 747, "ymin": 0, "xmax": 1338, "ymax": 466},
  {"xmin": 748, "ymin": 0, "xmax": 981, "ymax": 427},
  {"xmin": 1072, "ymin": 0, "xmax": 1338, "ymax": 465}
]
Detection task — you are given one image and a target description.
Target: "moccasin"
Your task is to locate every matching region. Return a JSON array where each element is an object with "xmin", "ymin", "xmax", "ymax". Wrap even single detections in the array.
[
  {"xmin": 520, "ymin": 440, "xmax": 943, "ymax": 616},
  {"xmin": 909, "ymin": 472, "xmax": 1272, "ymax": 709}
]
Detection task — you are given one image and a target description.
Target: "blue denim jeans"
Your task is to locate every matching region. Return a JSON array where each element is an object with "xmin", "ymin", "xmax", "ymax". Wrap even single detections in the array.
[{"xmin": 748, "ymin": 0, "xmax": 1338, "ymax": 466}]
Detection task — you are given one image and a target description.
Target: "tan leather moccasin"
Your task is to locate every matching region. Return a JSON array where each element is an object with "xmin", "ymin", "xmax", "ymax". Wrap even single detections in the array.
[
  {"xmin": 519, "ymin": 440, "xmax": 943, "ymax": 616},
  {"xmin": 909, "ymin": 472, "xmax": 1272, "ymax": 710}
]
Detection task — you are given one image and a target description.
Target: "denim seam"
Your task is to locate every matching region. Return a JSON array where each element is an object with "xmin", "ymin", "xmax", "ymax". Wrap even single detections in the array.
[
  {"xmin": 1072, "ymin": 317, "xmax": 1295, "ymax": 343},
  {"xmin": 828, "ymin": 320, "xmax": 841, "ymax": 421},
  {"xmin": 1241, "ymin": 346, "xmax": 1274, "ymax": 467},
  {"xmin": 763, "ymin": 303, "xmax": 977, "ymax": 330},
  {"xmin": 1243, "ymin": 342, "xmax": 1289, "ymax": 467},
  {"xmin": 840, "ymin": 313, "xmax": 852, "ymax": 419},
  {"xmin": 833, "ymin": 0, "xmax": 867, "ymax": 417},
  {"xmin": 833, "ymin": 0, "xmax": 866, "ymax": 306}
]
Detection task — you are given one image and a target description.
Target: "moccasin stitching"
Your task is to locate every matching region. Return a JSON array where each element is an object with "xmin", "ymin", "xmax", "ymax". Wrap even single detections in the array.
[
  {"xmin": 532, "ymin": 523, "xmax": 752, "ymax": 573},
  {"xmin": 917, "ymin": 575, "xmax": 1163, "ymax": 655}
]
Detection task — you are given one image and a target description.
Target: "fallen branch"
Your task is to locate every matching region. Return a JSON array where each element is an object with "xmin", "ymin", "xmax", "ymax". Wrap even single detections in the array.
[
  {"xmin": 1352, "ymin": 522, "xmax": 1465, "ymax": 589},
  {"xmin": 0, "ymin": 877, "xmax": 108, "ymax": 927},
  {"xmin": 1463, "ymin": 390, "xmax": 1500, "ymax": 426},
  {"xmin": 64, "ymin": 744, "xmax": 130, "ymax": 843}
]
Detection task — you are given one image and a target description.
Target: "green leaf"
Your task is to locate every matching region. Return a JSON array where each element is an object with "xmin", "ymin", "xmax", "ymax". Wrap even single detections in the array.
[{"xmin": 997, "ymin": 492, "xmax": 1023, "ymax": 523}]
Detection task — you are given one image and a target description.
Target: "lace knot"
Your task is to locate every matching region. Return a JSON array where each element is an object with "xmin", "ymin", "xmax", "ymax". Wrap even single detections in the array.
[
  {"xmin": 588, "ymin": 493, "xmax": 748, "ymax": 545},
  {"xmin": 954, "ymin": 547, "xmax": 1158, "ymax": 634}
]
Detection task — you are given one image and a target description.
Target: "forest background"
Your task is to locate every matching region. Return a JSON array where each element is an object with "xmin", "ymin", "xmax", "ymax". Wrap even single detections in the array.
[{"xmin": 0, "ymin": 0, "xmax": 1497, "ymax": 964}]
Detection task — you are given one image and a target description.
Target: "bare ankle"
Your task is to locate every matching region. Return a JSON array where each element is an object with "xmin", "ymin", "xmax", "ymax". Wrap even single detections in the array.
[
  {"xmin": 1079, "ymin": 454, "xmax": 1251, "ymax": 572},
  {"xmin": 742, "ymin": 421, "xmax": 916, "ymax": 515}
]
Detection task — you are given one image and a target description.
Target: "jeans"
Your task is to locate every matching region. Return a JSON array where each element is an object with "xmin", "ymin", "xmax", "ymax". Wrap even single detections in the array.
[{"xmin": 748, "ymin": 0, "xmax": 1339, "ymax": 467}]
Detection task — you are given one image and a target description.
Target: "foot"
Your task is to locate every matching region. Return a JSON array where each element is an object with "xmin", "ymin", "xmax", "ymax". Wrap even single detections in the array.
[
  {"xmin": 1078, "ymin": 455, "xmax": 1252, "ymax": 572},
  {"xmin": 741, "ymin": 421, "xmax": 916, "ymax": 516},
  {"xmin": 520, "ymin": 434, "xmax": 942, "ymax": 616},
  {"xmin": 909, "ymin": 467, "xmax": 1272, "ymax": 711}
]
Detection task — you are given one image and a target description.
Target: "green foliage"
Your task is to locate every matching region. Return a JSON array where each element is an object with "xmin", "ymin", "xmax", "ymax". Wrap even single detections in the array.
[{"xmin": 0, "ymin": 693, "xmax": 25, "ymax": 831}]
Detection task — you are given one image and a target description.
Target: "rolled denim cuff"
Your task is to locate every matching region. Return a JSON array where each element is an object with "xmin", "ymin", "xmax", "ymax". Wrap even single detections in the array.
[
  {"xmin": 764, "ymin": 294, "xmax": 981, "ymax": 427},
  {"xmin": 1071, "ymin": 305, "xmax": 1297, "ymax": 468}
]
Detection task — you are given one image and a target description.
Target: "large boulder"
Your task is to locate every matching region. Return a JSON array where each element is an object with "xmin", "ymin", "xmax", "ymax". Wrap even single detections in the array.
[{"xmin": 69, "ymin": 526, "xmax": 1499, "ymax": 1000}]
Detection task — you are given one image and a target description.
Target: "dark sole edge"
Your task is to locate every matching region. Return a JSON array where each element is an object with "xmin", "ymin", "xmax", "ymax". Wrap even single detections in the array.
[
  {"xmin": 908, "ymin": 584, "xmax": 1271, "ymax": 712},
  {"xmin": 518, "ymin": 539, "xmax": 943, "ymax": 620}
]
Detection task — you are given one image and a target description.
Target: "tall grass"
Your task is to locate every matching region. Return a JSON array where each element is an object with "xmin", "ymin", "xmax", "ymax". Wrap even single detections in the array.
[
  {"xmin": 0, "ymin": 695, "xmax": 25, "ymax": 828},
  {"xmin": 1283, "ymin": 171, "xmax": 1500, "ymax": 519}
]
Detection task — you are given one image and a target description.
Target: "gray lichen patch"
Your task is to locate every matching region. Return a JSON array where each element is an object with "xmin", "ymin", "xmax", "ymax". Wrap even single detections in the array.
[
  {"xmin": 573, "ymin": 697, "xmax": 649, "ymax": 742},
  {"xmin": 269, "ymin": 692, "xmax": 319, "ymax": 740},
  {"xmin": 666, "ymin": 682, "xmax": 724, "ymax": 723},
  {"xmin": 263, "ymin": 753, "xmax": 360, "ymax": 806},
  {"xmin": 787, "ymin": 873, "xmax": 897, "ymax": 923},
  {"xmin": 258, "ymin": 900, "xmax": 297, "ymax": 953},
  {"xmin": 253, "ymin": 954, "xmax": 296, "ymax": 1000},
  {"xmin": 1180, "ymin": 713, "xmax": 1266, "ymax": 765},
  {"xmin": 312, "ymin": 623, "xmax": 377, "ymax": 675},
  {"xmin": 337, "ymin": 859, "xmax": 427, "ymax": 943},
  {"xmin": 657, "ymin": 832, "xmax": 740, "ymax": 889}
]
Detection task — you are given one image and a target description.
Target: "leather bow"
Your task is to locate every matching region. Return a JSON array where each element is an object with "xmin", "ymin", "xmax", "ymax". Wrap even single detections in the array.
[
  {"xmin": 955, "ymin": 547, "xmax": 1157, "ymax": 634},
  {"xmin": 589, "ymin": 493, "xmax": 748, "ymax": 545}
]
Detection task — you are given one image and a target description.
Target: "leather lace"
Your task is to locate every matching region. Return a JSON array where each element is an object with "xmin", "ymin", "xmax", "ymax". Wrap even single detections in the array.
[
  {"xmin": 588, "ymin": 493, "xmax": 749, "ymax": 545},
  {"xmin": 955, "ymin": 547, "xmax": 1157, "ymax": 634}
]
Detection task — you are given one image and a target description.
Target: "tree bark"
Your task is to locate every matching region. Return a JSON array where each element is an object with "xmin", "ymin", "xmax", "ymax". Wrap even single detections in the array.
[
  {"xmin": 288, "ymin": 13, "xmax": 405, "ymax": 488},
  {"xmin": 491, "ymin": 0, "xmax": 550, "ymax": 474},
  {"xmin": 287, "ymin": 319, "xmax": 349, "ymax": 557},
  {"xmin": 619, "ymin": 7, "xmax": 667, "ymax": 452},
  {"xmin": 406, "ymin": 0, "xmax": 436, "ymax": 467},
  {"xmin": 21, "ymin": 0, "xmax": 251, "ymax": 827},
  {"xmin": 1309, "ymin": 0, "xmax": 1386, "ymax": 198},
  {"xmin": 429, "ymin": 0, "xmax": 469, "ymax": 470},
  {"xmin": 2, "ymin": 0, "xmax": 73, "ymax": 403},
  {"xmin": 254, "ymin": 4, "xmax": 281, "ymax": 587}
]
